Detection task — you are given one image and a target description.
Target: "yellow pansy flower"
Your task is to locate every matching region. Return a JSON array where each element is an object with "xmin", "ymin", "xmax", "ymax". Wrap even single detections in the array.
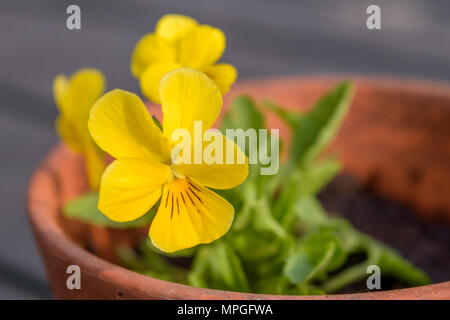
[
  {"xmin": 88, "ymin": 68, "xmax": 248, "ymax": 252},
  {"xmin": 131, "ymin": 14, "xmax": 237, "ymax": 104},
  {"xmin": 53, "ymin": 68, "xmax": 106, "ymax": 190}
]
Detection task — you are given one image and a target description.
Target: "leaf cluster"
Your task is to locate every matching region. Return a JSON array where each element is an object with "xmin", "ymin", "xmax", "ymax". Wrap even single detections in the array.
[{"xmin": 65, "ymin": 82, "xmax": 430, "ymax": 294}]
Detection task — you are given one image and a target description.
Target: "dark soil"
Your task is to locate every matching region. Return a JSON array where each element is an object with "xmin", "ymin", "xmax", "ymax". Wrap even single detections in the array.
[{"xmin": 318, "ymin": 174, "xmax": 450, "ymax": 287}]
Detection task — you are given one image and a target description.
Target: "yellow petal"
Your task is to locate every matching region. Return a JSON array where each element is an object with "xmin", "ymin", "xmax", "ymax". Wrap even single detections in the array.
[
  {"xmin": 53, "ymin": 75, "xmax": 69, "ymax": 108},
  {"xmin": 57, "ymin": 115, "xmax": 106, "ymax": 190},
  {"xmin": 139, "ymin": 62, "xmax": 181, "ymax": 104},
  {"xmin": 156, "ymin": 14, "xmax": 198, "ymax": 43},
  {"xmin": 99, "ymin": 159, "xmax": 170, "ymax": 222},
  {"xmin": 172, "ymin": 132, "xmax": 248, "ymax": 189},
  {"xmin": 54, "ymin": 69, "xmax": 107, "ymax": 191},
  {"xmin": 204, "ymin": 63, "xmax": 237, "ymax": 95},
  {"xmin": 84, "ymin": 145, "xmax": 106, "ymax": 190},
  {"xmin": 160, "ymin": 68, "xmax": 222, "ymax": 140},
  {"xmin": 130, "ymin": 33, "xmax": 176, "ymax": 78},
  {"xmin": 56, "ymin": 115, "xmax": 83, "ymax": 153},
  {"xmin": 88, "ymin": 89, "xmax": 171, "ymax": 163},
  {"xmin": 178, "ymin": 25, "xmax": 226, "ymax": 69},
  {"xmin": 57, "ymin": 69, "xmax": 105, "ymax": 122},
  {"xmin": 149, "ymin": 178, "xmax": 234, "ymax": 252}
]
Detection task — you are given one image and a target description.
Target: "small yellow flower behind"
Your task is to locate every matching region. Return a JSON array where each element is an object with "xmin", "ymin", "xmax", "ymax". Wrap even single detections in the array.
[
  {"xmin": 53, "ymin": 68, "xmax": 106, "ymax": 190},
  {"xmin": 88, "ymin": 68, "xmax": 248, "ymax": 253},
  {"xmin": 131, "ymin": 14, "xmax": 237, "ymax": 104}
]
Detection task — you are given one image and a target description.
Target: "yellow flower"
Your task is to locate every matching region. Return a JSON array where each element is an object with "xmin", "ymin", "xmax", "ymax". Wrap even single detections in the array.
[
  {"xmin": 88, "ymin": 68, "xmax": 248, "ymax": 252},
  {"xmin": 53, "ymin": 68, "xmax": 106, "ymax": 190},
  {"xmin": 131, "ymin": 14, "xmax": 237, "ymax": 104}
]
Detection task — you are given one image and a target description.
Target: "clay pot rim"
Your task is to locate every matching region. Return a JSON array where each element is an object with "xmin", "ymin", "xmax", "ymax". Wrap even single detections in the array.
[
  {"xmin": 238, "ymin": 72, "xmax": 450, "ymax": 93},
  {"xmin": 28, "ymin": 74, "xmax": 450, "ymax": 300}
]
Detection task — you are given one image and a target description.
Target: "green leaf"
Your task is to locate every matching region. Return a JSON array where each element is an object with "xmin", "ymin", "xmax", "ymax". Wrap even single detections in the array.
[
  {"xmin": 187, "ymin": 247, "xmax": 211, "ymax": 288},
  {"xmin": 378, "ymin": 246, "xmax": 431, "ymax": 286},
  {"xmin": 220, "ymin": 95, "xmax": 265, "ymax": 164},
  {"xmin": 262, "ymin": 99, "xmax": 302, "ymax": 129},
  {"xmin": 319, "ymin": 219, "xmax": 362, "ymax": 253},
  {"xmin": 152, "ymin": 115, "xmax": 162, "ymax": 130},
  {"xmin": 321, "ymin": 231, "xmax": 431, "ymax": 293},
  {"xmin": 251, "ymin": 197, "xmax": 287, "ymax": 238},
  {"xmin": 188, "ymin": 242, "xmax": 250, "ymax": 292},
  {"xmin": 303, "ymin": 229, "xmax": 347, "ymax": 272},
  {"xmin": 271, "ymin": 170, "xmax": 299, "ymax": 222},
  {"xmin": 63, "ymin": 191, "xmax": 154, "ymax": 228},
  {"xmin": 284, "ymin": 242, "xmax": 336, "ymax": 284},
  {"xmin": 220, "ymin": 96, "xmax": 271, "ymax": 191},
  {"xmin": 298, "ymin": 159, "xmax": 342, "ymax": 195},
  {"xmin": 117, "ymin": 242, "xmax": 189, "ymax": 284},
  {"xmin": 233, "ymin": 228, "xmax": 292, "ymax": 265},
  {"xmin": 271, "ymin": 160, "xmax": 340, "ymax": 225},
  {"xmin": 283, "ymin": 228, "xmax": 347, "ymax": 284},
  {"xmin": 220, "ymin": 95, "xmax": 281, "ymax": 198},
  {"xmin": 221, "ymin": 95, "xmax": 265, "ymax": 132},
  {"xmin": 254, "ymin": 276, "xmax": 290, "ymax": 295},
  {"xmin": 290, "ymin": 81, "xmax": 354, "ymax": 165},
  {"xmin": 231, "ymin": 183, "xmax": 257, "ymax": 231},
  {"xmin": 294, "ymin": 196, "xmax": 328, "ymax": 226}
]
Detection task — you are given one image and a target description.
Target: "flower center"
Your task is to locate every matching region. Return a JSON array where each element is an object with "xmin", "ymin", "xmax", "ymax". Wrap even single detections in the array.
[{"xmin": 166, "ymin": 167, "xmax": 185, "ymax": 185}]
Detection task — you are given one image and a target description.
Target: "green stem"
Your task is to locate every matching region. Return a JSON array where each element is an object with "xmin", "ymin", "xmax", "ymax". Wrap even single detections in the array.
[
  {"xmin": 321, "ymin": 261, "xmax": 369, "ymax": 293},
  {"xmin": 257, "ymin": 197, "xmax": 288, "ymax": 238},
  {"xmin": 321, "ymin": 232, "xmax": 382, "ymax": 293},
  {"xmin": 265, "ymin": 164, "xmax": 289, "ymax": 199}
]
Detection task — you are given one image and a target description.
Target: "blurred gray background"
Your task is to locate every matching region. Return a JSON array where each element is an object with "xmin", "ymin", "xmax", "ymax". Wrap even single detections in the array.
[{"xmin": 0, "ymin": 0, "xmax": 449, "ymax": 299}]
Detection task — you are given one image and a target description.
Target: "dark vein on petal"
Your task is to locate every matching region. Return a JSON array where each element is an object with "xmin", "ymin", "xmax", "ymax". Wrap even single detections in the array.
[
  {"xmin": 185, "ymin": 190, "xmax": 195, "ymax": 205},
  {"xmin": 170, "ymin": 192, "xmax": 174, "ymax": 219},
  {"xmin": 188, "ymin": 187, "xmax": 203, "ymax": 203},
  {"xmin": 165, "ymin": 191, "xmax": 170, "ymax": 208},
  {"xmin": 186, "ymin": 189, "xmax": 201, "ymax": 214},
  {"xmin": 188, "ymin": 181, "xmax": 201, "ymax": 192}
]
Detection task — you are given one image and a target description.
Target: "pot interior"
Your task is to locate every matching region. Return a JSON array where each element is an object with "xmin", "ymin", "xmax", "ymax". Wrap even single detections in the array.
[{"xmin": 30, "ymin": 76, "xmax": 450, "ymax": 298}]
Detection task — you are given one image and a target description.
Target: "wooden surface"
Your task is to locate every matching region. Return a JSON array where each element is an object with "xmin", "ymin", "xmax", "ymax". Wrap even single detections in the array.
[{"xmin": 1, "ymin": 0, "xmax": 449, "ymax": 299}]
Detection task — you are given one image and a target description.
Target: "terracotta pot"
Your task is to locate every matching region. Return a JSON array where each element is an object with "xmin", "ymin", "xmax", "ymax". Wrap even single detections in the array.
[{"xmin": 27, "ymin": 75, "xmax": 450, "ymax": 299}]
